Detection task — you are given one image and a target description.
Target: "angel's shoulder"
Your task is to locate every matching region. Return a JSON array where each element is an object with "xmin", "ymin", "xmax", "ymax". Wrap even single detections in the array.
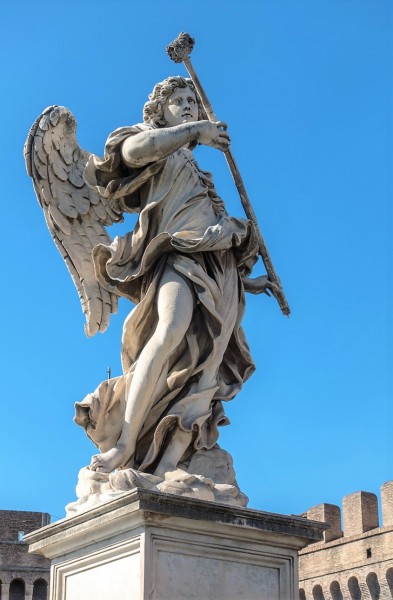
[{"xmin": 105, "ymin": 123, "xmax": 151, "ymax": 150}]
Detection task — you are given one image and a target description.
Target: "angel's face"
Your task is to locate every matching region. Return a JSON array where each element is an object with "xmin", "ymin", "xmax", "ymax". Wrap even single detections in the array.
[{"xmin": 163, "ymin": 86, "xmax": 198, "ymax": 127}]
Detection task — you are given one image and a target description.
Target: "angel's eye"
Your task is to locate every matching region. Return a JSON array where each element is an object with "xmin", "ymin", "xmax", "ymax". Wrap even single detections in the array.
[{"xmin": 189, "ymin": 98, "xmax": 196, "ymax": 104}]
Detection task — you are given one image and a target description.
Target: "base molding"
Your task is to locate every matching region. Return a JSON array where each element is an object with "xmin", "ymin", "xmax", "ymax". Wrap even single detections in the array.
[{"xmin": 25, "ymin": 489, "xmax": 326, "ymax": 600}]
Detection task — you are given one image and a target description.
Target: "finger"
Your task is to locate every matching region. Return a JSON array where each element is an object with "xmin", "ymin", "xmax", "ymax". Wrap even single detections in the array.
[
  {"xmin": 218, "ymin": 131, "xmax": 230, "ymax": 141},
  {"xmin": 215, "ymin": 121, "xmax": 228, "ymax": 131},
  {"xmin": 216, "ymin": 140, "xmax": 230, "ymax": 150},
  {"xmin": 213, "ymin": 133, "xmax": 230, "ymax": 144},
  {"xmin": 215, "ymin": 141, "xmax": 230, "ymax": 151}
]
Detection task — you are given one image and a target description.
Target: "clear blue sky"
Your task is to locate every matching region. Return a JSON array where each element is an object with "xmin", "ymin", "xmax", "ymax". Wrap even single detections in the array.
[{"xmin": 1, "ymin": 0, "xmax": 391, "ymax": 522}]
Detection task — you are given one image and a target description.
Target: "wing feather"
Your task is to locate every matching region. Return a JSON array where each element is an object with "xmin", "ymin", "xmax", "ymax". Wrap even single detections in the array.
[
  {"xmin": 24, "ymin": 105, "xmax": 124, "ymax": 336},
  {"xmin": 69, "ymin": 160, "xmax": 85, "ymax": 188},
  {"xmin": 34, "ymin": 137, "xmax": 48, "ymax": 166},
  {"xmin": 52, "ymin": 148, "xmax": 70, "ymax": 181},
  {"xmin": 91, "ymin": 199, "xmax": 111, "ymax": 223},
  {"xmin": 33, "ymin": 154, "xmax": 49, "ymax": 183}
]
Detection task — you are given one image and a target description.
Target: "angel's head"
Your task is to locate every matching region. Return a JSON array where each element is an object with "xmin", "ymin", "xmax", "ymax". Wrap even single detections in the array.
[{"xmin": 143, "ymin": 76, "xmax": 206, "ymax": 128}]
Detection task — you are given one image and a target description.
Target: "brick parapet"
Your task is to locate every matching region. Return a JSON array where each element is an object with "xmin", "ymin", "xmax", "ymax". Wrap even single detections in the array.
[
  {"xmin": 299, "ymin": 525, "xmax": 393, "ymax": 578},
  {"xmin": 299, "ymin": 482, "xmax": 393, "ymax": 599},
  {"xmin": 303, "ymin": 481, "xmax": 393, "ymax": 547}
]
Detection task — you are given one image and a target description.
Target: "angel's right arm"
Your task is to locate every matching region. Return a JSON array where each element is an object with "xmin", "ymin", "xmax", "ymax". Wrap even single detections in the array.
[{"xmin": 121, "ymin": 121, "xmax": 230, "ymax": 168}]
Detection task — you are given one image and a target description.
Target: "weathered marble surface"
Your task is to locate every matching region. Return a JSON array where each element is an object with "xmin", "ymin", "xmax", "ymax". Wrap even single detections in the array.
[
  {"xmin": 25, "ymin": 76, "xmax": 278, "ymax": 512},
  {"xmin": 66, "ymin": 447, "xmax": 248, "ymax": 516},
  {"xmin": 25, "ymin": 489, "xmax": 327, "ymax": 600}
]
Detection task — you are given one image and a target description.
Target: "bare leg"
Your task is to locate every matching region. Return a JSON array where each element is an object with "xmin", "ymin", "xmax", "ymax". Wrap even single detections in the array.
[
  {"xmin": 154, "ymin": 297, "xmax": 239, "ymax": 477},
  {"xmin": 90, "ymin": 266, "xmax": 195, "ymax": 472},
  {"xmin": 153, "ymin": 268, "xmax": 240, "ymax": 477}
]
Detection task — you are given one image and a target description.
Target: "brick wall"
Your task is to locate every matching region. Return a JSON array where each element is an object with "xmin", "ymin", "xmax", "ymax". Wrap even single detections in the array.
[
  {"xmin": 299, "ymin": 481, "xmax": 393, "ymax": 599},
  {"xmin": 0, "ymin": 511, "xmax": 50, "ymax": 542},
  {"xmin": 0, "ymin": 510, "xmax": 51, "ymax": 597}
]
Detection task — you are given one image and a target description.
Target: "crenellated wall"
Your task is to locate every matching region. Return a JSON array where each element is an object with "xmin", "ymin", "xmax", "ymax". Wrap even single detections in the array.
[
  {"xmin": 299, "ymin": 481, "xmax": 393, "ymax": 599},
  {"xmin": 0, "ymin": 510, "xmax": 51, "ymax": 600}
]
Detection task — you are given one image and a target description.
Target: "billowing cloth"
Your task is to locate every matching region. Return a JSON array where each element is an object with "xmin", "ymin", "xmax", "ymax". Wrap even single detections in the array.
[{"xmin": 77, "ymin": 124, "xmax": 259, "ymax": 471}]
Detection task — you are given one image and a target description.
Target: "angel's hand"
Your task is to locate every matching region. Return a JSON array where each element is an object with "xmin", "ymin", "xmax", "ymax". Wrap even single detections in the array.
[
  {"xmin": 196, "ymin": 120, "xmax": 230, "ymax": 151},
  {"xmin": 242, "ymin": 275, "xmax": 282, "ymax": 297}
]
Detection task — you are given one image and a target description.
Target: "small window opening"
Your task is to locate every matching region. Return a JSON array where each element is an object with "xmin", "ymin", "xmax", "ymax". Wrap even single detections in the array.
[
  {"xmin": 366, "ymin": 548, "xmax": 372, "ymax": 558},
  {"xmin": 17, "ymin": 531, "xmax": 24, "ymax": 542}
]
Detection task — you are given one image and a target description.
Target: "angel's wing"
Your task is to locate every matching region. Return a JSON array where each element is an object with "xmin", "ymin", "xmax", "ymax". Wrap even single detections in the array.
[{"xmin": 24, "ymin": 105, "xmax": 124, "ymax": 337}]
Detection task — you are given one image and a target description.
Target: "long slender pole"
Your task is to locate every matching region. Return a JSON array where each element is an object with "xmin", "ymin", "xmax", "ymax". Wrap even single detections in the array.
[{"xmin": 167, "ymin": 34, "xmax": 290, "ymax": 316}]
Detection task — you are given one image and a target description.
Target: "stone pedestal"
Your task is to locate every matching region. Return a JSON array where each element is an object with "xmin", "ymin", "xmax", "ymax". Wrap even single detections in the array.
[{"xmin": 25, "ymin": 489, "xmax": 326, "ymax": 600}]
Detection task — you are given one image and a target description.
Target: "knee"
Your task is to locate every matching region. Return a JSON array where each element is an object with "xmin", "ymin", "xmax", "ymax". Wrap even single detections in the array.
[{"xmin": 154, "ymin": 320, "xmax": 185, "ymax": 355}]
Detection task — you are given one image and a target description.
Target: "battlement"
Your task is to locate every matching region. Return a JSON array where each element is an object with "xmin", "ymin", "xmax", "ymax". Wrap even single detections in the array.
[
  {"xmin": 299, "ymin": 482, "xmax": 393, "ymax": 599},
  {"xmin": 0, "ymin": 509, "xmax": 51, "ymax": 598},
  {"xmin": 304, "ymin": 480, "xmax": 393, "ymax": 543},
  {"xmin": 0, "ymin": 509, "xmax": 50, "ymax": 542}
]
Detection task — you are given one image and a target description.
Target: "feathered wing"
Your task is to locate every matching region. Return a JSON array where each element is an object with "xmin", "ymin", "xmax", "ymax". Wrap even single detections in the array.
[{"xmin": 24, "ymin": 105, "xmax": 124, "ymax": 336}]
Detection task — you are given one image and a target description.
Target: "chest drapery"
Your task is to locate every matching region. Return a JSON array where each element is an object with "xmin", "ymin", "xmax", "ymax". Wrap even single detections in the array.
[
  {"xmin": 79, "ymin": 123, "xmax": 259, "ymax": 471},
  {"xmin": 84, "ymin": 123, "xmax": 258, "ymax": 304}
]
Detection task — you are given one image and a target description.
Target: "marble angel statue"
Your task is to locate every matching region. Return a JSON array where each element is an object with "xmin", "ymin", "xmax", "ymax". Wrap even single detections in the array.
[{"xmin": 25, "ymin": 76, "xmax": 279, "ymax": 512}]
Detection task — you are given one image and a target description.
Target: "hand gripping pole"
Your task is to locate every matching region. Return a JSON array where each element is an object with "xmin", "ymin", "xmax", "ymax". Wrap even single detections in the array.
[{"xmin": 166, "ymin": 32, "xmax": 290, "ymax": 316}]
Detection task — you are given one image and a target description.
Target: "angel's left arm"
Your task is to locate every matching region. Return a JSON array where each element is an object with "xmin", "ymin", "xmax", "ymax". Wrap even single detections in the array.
[{"xmin": 242, "ymin": 275, "xmax": 281, "ymax": 297}]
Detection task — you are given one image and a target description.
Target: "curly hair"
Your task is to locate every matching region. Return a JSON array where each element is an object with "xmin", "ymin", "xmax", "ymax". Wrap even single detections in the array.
[{"xmin": 143, "ymin": 76, "xmax": 206, "ymax": 127}]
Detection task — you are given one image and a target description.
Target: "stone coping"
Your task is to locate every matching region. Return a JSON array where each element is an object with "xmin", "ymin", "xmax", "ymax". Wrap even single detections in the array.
[{"xmin": 25, "ymin": 488, "xmax": 326, "ymax": 552}]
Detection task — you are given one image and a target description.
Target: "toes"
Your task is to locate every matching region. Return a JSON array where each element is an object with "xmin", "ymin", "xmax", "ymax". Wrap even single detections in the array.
[
  {"xmin": 90, "ymin": 456, "xmax": 102, "ymax": 470},
  {"xmin": 90, "ymin": 461, "xmax": 109, "ymax": 474}
]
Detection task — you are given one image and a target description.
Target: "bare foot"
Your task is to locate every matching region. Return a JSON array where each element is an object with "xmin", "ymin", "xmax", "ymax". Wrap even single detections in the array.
[{"xmin": 90, "ymin": 444, "xmax": 132, "ymax": 473}]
